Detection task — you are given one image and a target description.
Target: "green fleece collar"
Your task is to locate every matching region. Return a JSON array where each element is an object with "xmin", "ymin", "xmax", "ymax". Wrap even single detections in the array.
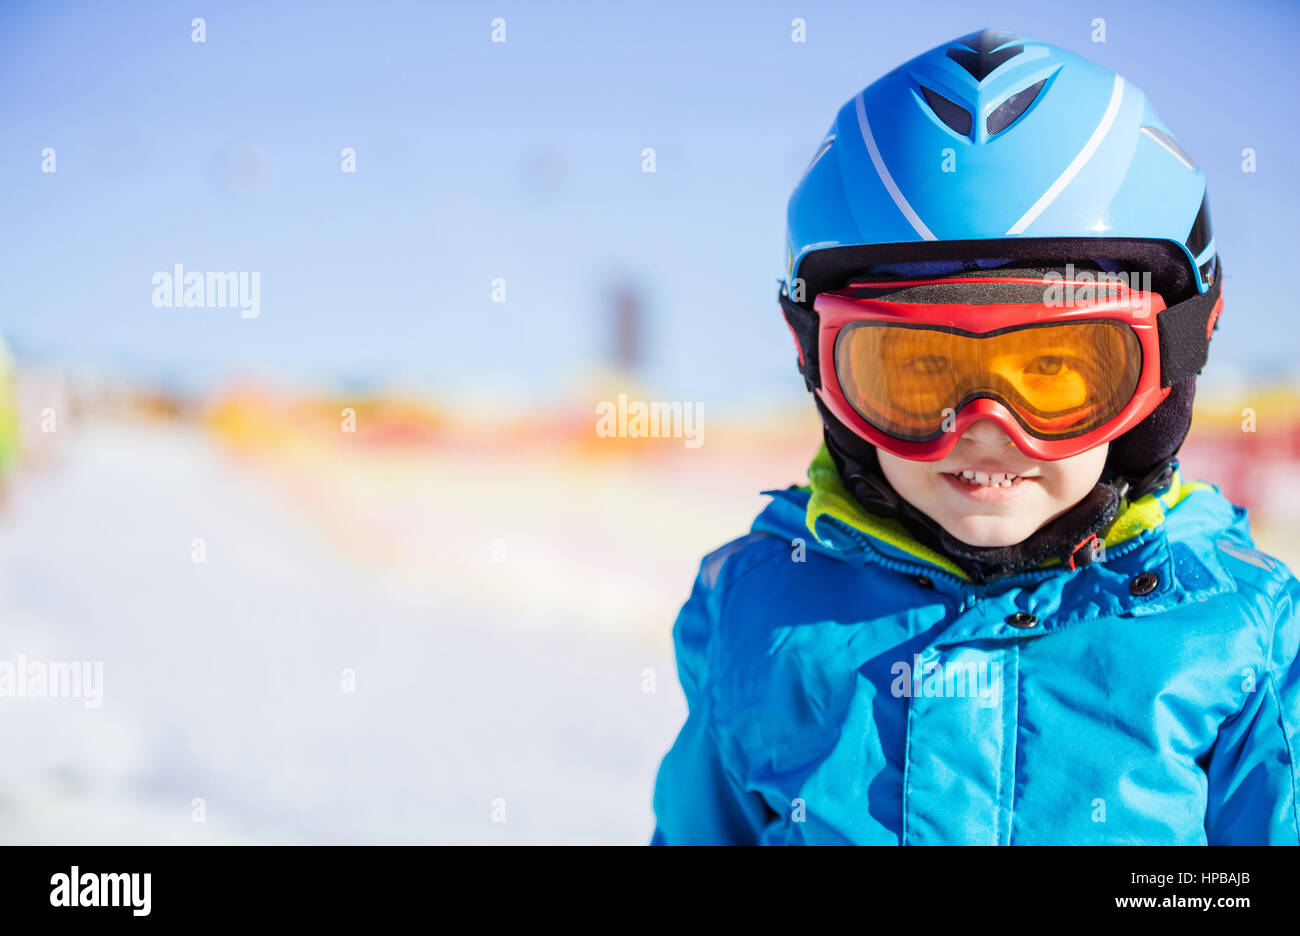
[{"xmin": 802, "ymin": 444, "xmax": 1206, "ymax": 583}]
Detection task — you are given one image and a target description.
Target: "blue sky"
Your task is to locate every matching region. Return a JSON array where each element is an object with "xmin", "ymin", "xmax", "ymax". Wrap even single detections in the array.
[{"xmin": 2, "ymin": 0, "xmax": 1297, "ymax": 405}]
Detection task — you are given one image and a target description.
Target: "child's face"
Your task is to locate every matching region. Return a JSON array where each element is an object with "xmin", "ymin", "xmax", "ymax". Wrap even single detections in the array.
[{"xmin": 876, "ymin": 419, "xmax": 1109, "ymax": 548}]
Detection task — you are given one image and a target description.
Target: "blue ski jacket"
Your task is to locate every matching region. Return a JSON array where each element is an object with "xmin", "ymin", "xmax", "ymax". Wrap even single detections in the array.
[{"xmin": 651, "ymin": 447, "xmax": 1300, "ymax": 844}]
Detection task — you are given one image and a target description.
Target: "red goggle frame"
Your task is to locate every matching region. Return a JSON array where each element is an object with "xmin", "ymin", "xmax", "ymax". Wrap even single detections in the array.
[{"xmin": 810, "ymin": 276, "xmax": 1169, "ymax": 462}]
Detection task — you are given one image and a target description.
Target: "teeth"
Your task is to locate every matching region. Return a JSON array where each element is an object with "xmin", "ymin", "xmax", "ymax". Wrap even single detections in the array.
[{"xmin": 953, "ymin": 470, "xmax": 1020, "ymax": 487}]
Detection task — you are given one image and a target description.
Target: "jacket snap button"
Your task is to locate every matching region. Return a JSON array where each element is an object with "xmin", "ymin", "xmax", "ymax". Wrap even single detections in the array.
[
  {"xmin": 1007, "ymin": 612, "xmax": 1038, "ymax": 629},
  {"xmin": 1130, "ymin": 572, "xmax": 1159, "ymax": 596}
]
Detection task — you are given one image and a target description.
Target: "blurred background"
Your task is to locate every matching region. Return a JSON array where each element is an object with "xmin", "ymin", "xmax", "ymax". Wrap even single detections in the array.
[{"xmin": 1, "ymin": 0, "xmax": 1297, "ymax": 843}]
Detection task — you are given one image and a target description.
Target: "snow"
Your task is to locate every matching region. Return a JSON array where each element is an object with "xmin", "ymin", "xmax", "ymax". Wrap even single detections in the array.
[{"xmin": 0, "ymin": 423, "xmax": 686, "ymax": 844}]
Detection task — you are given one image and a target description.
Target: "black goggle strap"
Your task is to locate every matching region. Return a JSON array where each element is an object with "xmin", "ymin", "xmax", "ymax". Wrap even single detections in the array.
[
  {"xmin": 779, "ymin": 288, "xmax": 821, "ymax": 391},
  {"xmin": 1155, "ymin": 260, "xmax": 1223, "ymax": 387},
  {"xmin": 779, "ymin": 261, "xmax": 1223, "ymax": 395}
]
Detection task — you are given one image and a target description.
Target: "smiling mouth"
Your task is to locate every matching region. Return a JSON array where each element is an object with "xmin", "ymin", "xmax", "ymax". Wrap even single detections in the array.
[{"xmin": 946, "ymin": 470, "xmax": 1033, "ymax": 489}]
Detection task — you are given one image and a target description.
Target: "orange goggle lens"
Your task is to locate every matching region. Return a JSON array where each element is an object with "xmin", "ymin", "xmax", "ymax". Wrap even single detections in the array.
[{"xmin": 833, "ymin": 319, "xmax": 1143, "ymax": 442}]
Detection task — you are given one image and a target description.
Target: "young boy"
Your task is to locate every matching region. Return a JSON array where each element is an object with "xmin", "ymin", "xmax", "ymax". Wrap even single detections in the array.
[{"xmin": 651, "ymin": 30, "xmax": 1300, "ymax": 845}]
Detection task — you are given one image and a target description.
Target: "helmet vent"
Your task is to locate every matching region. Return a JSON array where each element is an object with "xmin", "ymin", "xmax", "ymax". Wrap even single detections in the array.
[
  {"xmin": 1185, "ymin": 193, "xmax": 1213, "ymax": 260},
  {"xmin": 986, "ymin": 79, "xmax": 1045, "ymax": 135},
  {"xmin": 946, "ymin": 30, "xmax": 1024, "ymax": 82},
  {"xmin": 920, "ymin": 85, "xmax": 972, "ymax": 136}
]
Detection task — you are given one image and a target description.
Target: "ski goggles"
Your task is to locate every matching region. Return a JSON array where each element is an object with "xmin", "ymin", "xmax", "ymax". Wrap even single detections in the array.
[{"xmin": 780, "ymin": 272, "xmax": 1223, "ymax": 461}]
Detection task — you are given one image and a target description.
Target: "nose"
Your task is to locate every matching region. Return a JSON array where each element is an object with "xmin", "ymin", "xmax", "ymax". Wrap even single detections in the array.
[{"xmin": 960, "ymin": 418, "xmax": 1018, "ymax": 447}]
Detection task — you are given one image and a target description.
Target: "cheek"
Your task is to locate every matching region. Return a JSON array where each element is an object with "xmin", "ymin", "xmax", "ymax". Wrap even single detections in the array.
[
  {"xmin": 1040, "ymin": 447, "xmax": 1109, "ymax": 498},
  {"xmin": 876, "ymin": 450, "xmax": 938, "ymax": 499}
]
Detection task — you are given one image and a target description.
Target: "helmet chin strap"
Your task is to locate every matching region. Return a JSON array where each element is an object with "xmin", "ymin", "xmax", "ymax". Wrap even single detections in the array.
[{"xmin": 816, "ymin": 398, "xmax": 1136, "ymax": 585}]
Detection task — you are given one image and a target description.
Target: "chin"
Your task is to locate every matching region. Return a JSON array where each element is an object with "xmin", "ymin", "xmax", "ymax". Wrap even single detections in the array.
[{"xmin": 943, "ymin": 516, "xmax": 1034, "ymax": 549}]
